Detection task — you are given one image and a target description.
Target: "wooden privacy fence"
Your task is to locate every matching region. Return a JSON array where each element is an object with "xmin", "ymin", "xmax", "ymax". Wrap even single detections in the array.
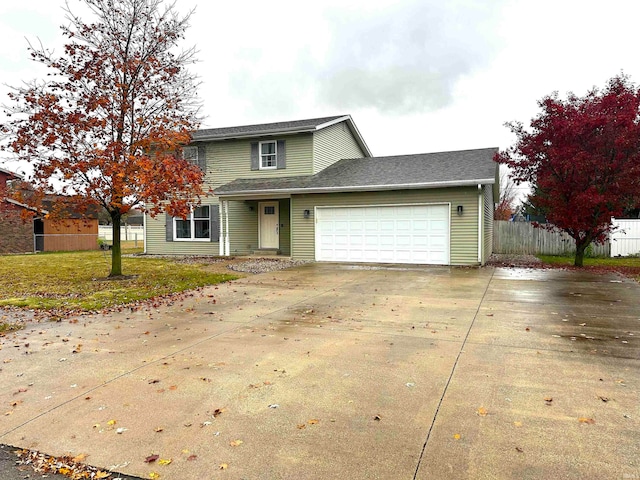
[{"xmin": 493, "ymin": 221, "xmax": 610, "ymax": 256}]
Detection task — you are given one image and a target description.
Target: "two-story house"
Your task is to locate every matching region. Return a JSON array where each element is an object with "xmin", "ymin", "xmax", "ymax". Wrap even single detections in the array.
[{"xmin": 144, "ymin": 115, "xmax": 498, "ymax": 266}]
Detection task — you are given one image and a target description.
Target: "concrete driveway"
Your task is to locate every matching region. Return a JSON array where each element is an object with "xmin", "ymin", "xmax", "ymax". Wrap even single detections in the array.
[{"xmin": 0, "ymin": 264, "xmax": 638, "ymax": 479}]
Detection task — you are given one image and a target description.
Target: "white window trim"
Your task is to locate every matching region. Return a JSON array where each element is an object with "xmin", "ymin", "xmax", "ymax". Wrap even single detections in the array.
[
  {"xmin": 173, "ymin": 206, "xmax": 210, "ymax": 242},
  {"xmin": 259, "ymin": 140, "xmax": 277, "ymax": 170}
]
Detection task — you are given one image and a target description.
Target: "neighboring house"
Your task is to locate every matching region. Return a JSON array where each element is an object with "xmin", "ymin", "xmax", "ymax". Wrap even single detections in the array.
[
  {"xmin": 0, "ymin": 167, "xmax": 99, "ymax": 254},
  {"xmin": 145, "ymin": 115, "xmax": 499, "ymax": 266}
]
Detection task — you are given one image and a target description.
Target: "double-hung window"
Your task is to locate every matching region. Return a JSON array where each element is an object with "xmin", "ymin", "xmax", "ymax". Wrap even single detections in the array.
[
  {"xmin": 183, "ymin": 146, "xmax": 198, "ymax": 165},
  {"xmin": 174, "ymin": 206, "xmax": 210, "ymax": 241},
  {"xmin": 260, "ymin": 141, "xmax": 277, "ymax": 169}
]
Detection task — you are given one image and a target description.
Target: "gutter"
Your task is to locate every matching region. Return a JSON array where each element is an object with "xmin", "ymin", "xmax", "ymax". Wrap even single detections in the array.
[
  {"xmin": 5, "ymin": 198, "xmax": 49, "ymax": 214},
  {"xmin": 215, "ymin": 178, "xmax": 496, "ymax": 198}
]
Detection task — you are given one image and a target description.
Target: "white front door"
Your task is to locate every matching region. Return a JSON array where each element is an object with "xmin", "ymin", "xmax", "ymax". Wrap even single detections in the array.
[{"xmin": 259, "ymin": 201, "xmax": 279, "ymax": 248}]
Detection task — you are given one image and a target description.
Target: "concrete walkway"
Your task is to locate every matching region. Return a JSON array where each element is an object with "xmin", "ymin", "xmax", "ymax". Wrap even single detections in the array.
[{"xmin": 0, "ymin": 264, "xmax": 638, "ymax": 479}]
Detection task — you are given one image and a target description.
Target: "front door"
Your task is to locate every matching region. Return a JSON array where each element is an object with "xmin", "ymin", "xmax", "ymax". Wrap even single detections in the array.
[{"xmin": 259, "ymin": 201, "xmax": 279, "ymax": 248}]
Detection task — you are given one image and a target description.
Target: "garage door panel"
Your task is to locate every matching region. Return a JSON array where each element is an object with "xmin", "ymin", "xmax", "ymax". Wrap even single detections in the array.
[{"xmin": 315, "ymin": 204, "xmax": 450, "ymax": 265}]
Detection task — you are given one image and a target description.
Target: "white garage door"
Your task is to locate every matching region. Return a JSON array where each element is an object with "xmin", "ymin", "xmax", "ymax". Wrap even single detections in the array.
[{"xmin": 315, "ymin": 204, "xmax": 450, "ymax": 265}]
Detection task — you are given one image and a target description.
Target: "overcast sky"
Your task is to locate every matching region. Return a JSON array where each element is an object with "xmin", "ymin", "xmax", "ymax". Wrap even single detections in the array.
[{"xmin": 1, "ymin": 0, "xmax": 639, "ymax": 191}]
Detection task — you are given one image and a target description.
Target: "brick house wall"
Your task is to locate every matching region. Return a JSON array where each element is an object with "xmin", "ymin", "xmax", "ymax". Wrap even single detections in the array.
[{"xmin": 0, "ymin": 201, "xmax": 33, "ymax": 254}]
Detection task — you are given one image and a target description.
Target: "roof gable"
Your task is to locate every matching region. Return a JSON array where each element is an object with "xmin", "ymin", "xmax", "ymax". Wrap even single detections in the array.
[{"xmin": 192, "ymin": 114, "xmax": 372, "ymax": 157}]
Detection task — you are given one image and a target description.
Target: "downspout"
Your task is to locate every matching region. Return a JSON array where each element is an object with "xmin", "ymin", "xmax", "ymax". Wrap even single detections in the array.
[{"xmin": 478, "ymin": 185, "xmax": 483, "ymax": 265}]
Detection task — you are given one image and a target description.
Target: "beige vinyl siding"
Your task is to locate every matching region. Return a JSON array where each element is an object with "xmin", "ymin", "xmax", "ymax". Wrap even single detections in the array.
[
  {"xmin": 291, "ymin": 187, "xmax": 480, "ymax": 265},
  {"xmin": 145, "ymin": 212, "xmax": 219, "ymax": 255},
  {"xmin": 227, "ymin": 200, "xmax": 258, "ymax": 255},
  {"xmin": 146, "ymin": 133, "xmax": 312, "ymax": 254},
  {"xmin": 482, "ymin": 184, "xmax": 494, "ymax": 264},
  {"xmin": 313, "ymin": 121, "xmax": 365, "ymax": 173},
  {"xmin": 208, "ymin": 133, "xmax": 313, "ymax": 189}
]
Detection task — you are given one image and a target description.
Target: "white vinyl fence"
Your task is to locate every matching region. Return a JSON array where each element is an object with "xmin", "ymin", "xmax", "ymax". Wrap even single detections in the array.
[
  {"xmin": 98, "ymin": 225, "xmax": 144, "ymax": 245},
  {"xmin": 610, "ymin": 218, "xmax": 640, "ymax": 257}
]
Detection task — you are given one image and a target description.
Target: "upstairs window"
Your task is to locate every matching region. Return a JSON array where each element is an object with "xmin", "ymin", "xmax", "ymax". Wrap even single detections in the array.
[
  {"xmin": 174, "ymin": 205, "xmax": 210, "ymax": 241},
  {"xmin": 260, "ymin": 141, "xmax": 277, "ymax": 169},
  {"xmin": 182, "ymin": 145, "xmax": 207, "ymax": 171},
  {"xmin": 183, "ymin": 146, "xmax": 198, "ymax": 165}
]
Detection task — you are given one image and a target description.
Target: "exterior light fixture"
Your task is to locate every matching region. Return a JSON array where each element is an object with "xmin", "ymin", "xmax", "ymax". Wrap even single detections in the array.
[
  {"xmin": 303, "ymin": 209, "xmax": 311, "ymax": 218},
  {"xmin": 457, "ymin": 205, "xmax": 463, "ymax": 216}
]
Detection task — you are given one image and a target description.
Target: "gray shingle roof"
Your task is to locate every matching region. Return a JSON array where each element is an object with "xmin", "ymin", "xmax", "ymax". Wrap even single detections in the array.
[
  {"xmin": 193, "ymin": 115, "xmax": 349, "ymax": 141},
  {"xmin": 215, "ymin": 147, "xmax": 498, "ymax": 196}
]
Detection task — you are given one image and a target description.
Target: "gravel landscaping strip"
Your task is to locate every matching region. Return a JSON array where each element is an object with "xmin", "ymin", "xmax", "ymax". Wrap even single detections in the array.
[{"xmin": 228, "ymin": 258, "xmax": 310, "ymax": 274}]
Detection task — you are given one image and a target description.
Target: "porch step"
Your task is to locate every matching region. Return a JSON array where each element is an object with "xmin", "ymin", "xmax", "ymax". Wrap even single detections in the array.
[{"xmin": 252, "ymin": 249, "xmax": 281, "ymax": 256}]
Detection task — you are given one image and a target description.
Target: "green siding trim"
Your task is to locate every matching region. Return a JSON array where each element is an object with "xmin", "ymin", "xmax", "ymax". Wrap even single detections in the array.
[
  {"xmin": 278, "ymin": 199, "xmax": 291, "ymax": 256},
  {"xmin": 290, "ymin": 187, "xmax": 482, "ymax": 265},
  {"xmin": 313, "ymin": 121, "xmax": 365, "ymax": 174}
]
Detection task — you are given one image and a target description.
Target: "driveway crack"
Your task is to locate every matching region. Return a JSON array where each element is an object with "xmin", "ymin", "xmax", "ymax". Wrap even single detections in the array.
[{"xmin": 412, "ymin": 267, "xmax": 496, "ymax": 479}]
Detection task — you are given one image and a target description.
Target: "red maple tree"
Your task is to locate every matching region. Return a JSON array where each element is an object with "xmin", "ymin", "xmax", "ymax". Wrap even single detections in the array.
[
  {"xmin": 1, "ymin": 0, "xmax": 205, "ymax": 276},
  {"xmin": 495, "ymin": 75, "xmax": 640, "ymax": 266}
]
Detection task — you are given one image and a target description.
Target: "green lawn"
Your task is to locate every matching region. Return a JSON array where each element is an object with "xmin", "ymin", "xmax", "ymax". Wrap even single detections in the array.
[
  {"xmin": 537, "ymin": 255, "xmax": 640, "ymax": 282},
  {"xmin": 538, "ymin": 255, "xmax": 640, "ymax": 267},
  {"xmin": 0, "ymin": 249, "xmax": 238, "ymax": 313}
]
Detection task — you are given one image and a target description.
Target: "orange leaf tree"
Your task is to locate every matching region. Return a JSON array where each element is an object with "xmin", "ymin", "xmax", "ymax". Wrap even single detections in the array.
[{"xmin": 2, "ymin": 0, "xmax": 205, "ymax": 276}]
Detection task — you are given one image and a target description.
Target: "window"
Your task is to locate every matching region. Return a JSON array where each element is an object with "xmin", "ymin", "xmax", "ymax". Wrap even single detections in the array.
[
  {"xmin": 174, "ymin": 206, "xmax": 210, "ymax": 241},
  {"xmin": 260, "ymin": 141, "xmax": 277, "ymax": 169},
  {"xmin": 182, "ymin": 146, "xmax": 198, "ymax": 165}
]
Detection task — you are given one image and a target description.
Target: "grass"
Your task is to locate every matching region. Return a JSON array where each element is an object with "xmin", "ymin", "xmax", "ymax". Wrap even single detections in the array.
[
  {"xmin": 0, "ymin": 248, "xmax": 238, "ymax": 313},
  {"xmin": 538, "ymin": 255, "xmax": 640, "ymax": 267},
  {"xmin": 537, "ymin": 254, "xmax": 640, "ymax": 283}
]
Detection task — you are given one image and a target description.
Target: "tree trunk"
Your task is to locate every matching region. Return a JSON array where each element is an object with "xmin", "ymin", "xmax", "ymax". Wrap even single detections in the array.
[
  {"xmin": 110, "ymin": 213, "xmax": 122, "ymax": 277},
  {"xmin": 574, "ymin": 240, "xmax": 589, "ymax": 267}
]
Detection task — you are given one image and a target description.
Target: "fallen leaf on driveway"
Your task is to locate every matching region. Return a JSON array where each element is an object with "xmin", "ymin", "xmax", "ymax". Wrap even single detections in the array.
[
  {"xmin": 308, "ymin": 419, "xmax": 319, "ymax": 425},
  {"xmin": 578, "ymin": 417, "xmax": 596, "ymax": 424},
  {"xmin": 72, "ymin": 453, "xmax": 88, "ymax": 463},
  {"xmin": 154, "ymin": 427, "xmax": 164, "ymax": 433},
  {"xmin": 544, "ymin": 397, "xmax": 553, "ymax": 404},
  {"xmin": 107, "ymin": 420, "xmax": 117, "ymax": 426},
  {"xmin": 297, "ymin": 424, "xmax": 306, "ymax": 429},
  {"xmin": 148, "ymin": 379, "xmax": 160, "ymax": 384},
  {"xmin": 219, "ymin": 463, "xmax": 228, "ymax": 470},
  {"xmin": 476, "ymin": 407, "xmax": 488, "ymax": 417},
  {"xmin": 145, "ymin": 454, "xmax": 159, "ymax": 463},
  {"xmin": 515, "ymin": 447, "xmax": 524, "ymax": 453},
  {"xmin": 453, "ymin": 434, "xmax": 461, "ymax": 440},
  {"xmin": 598, "ymin": 396, "xmax": 609, "ymax": 402},
  {"xmin": 149, "ymin": 472, "xmax": 160, "ymax": 479},
  {"xmin": 514, "ymin": 421, "xmax": 523, "ymax": 427},
  {"xmin": 229, "ymin": 440, "xmax": 243, "ymax": 447},
  {"xmin": 158, "ymin": 459, "xmax": 172, "ymax": 465},
  {"xmin": 187, "ymin": 455, "xmax": 197, "ymax": 461}
]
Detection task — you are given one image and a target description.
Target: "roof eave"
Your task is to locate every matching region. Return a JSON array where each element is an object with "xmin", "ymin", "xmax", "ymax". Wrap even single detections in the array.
[
  {"xmin": 216, "ymin": 178, "xmax": 496, "ymax": 198},
  {"xmin": 193, "ymin": 125, "xmax": 317, "ymax": 142},
  {"xmin": 5, "ymin": 198, "xmax": 49, "ymax": 214}
]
